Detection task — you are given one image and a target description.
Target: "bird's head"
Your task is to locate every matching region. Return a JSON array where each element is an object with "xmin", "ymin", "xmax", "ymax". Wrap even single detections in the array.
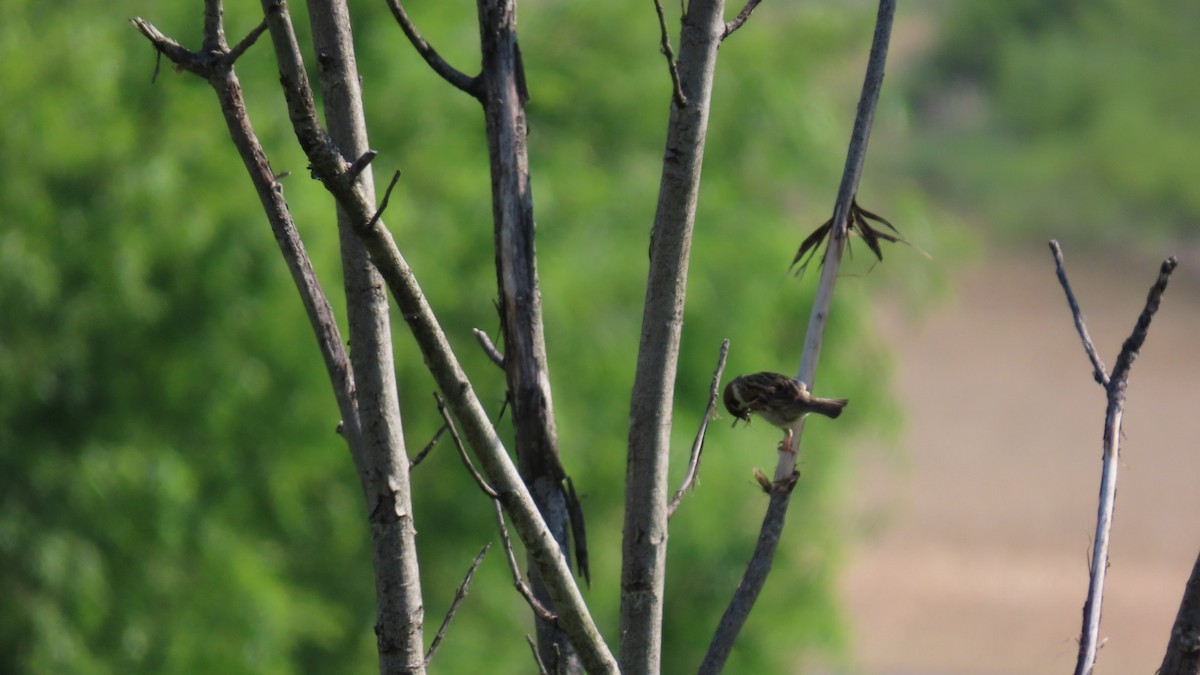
[{"xmin": 723, "ymin": 379, "xmax": 752, "ymax": 426}]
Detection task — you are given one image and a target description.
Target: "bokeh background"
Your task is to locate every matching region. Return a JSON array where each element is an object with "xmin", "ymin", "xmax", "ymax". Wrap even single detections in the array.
[{"xmin": 2, "ymin": 0, "xmax": 1197, "ymax": 673}]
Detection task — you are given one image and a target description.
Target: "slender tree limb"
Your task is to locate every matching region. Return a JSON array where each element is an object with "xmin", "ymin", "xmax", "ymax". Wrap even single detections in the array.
[
  {"xmin": 1110, "ymin": 256, "xmax": 1176, "ymax": 383},
  {"xmin": 492, "ymin": 499, "xmax": 558, "ymax": 623},
  {"xmin": 346, "ymin": 149, "xmax": 379, "ymax": 181},
  {"xmin": 436, "ymin": 395, "xmax": 557, "ymax": 623},
  {"xmin": 652, "ymin": 0, "xmax": 687, "ymax": 107},
  {"xmin": 227, "ymin": 20, "xmax": 270, "ymax": 64},
  {"xmin": 131, "ymin": 18, "xmax": 209, "ymax": 75},
  {"xmin": 425, "ymin": 543, "xmax": 490, "ymax": 665},
  {"xmin": 284, "ymin": 0, "xmax": 431, "ymax": 669},
  {"xmin": 1061, "ymin": 249, "xmax": 1177, "ymax": 675},
  {"xmin": 384, "ymin": 0, "xmax": 482, "ymax": 98},
  {"xmin": 622, "ymin": 0, "xmax": 727, "ymax": 670},
  {"xmin": 526, "ymin": 635, "xmax": 551, "ymax": 675},
  {"xmin": 722, "ymin": 0, "xmax": 764, "ymax": 40},
  {"xmin": 1160, "ymin": 546, "xmax": 1200, "ymax": 675},
  {"xmin": 369, "ymin": 170, "xmax": 403, "ymax": 230},
  {"xmin": 409, "ymin": 420, "xmax": 448, "ymax": 470},
  {"xmin": 129, "ymin": 13, "xmax": 364, "ymax": 477},
  {"xmin": 438, "ymin": 395, "xmax": 560, "ymax": 625},
  {"xmin": 1049, "ymin": 241, "xmax": 1109, "ymax": 386},
  {"xmin": 699, "ymin": 475, "xmax": 797, "ymax": 675},
  {"xmin": 668, "ymin": 339, "xmax": 730, "ymax": 519},
  {"xmin": 261, "ymin": 1, "xmax": 611, "ymax": 668},
  {"xmin": 473, "ymin": 328, "xmax": 506, "ymax": 369},
  {"xmin": 700, "ymin": 2, "xmax": 896, "ymax": 668},
  {"xmin": 260, "ymin": 0, "xmax": 350, "ymax": 181},
  {"xmin": 473, "ymin": 1, "xmax": 587, "ymax": 669},
  {"xmin": 437, "ymin": 393, "xmax": 499, "ymax": 499}
]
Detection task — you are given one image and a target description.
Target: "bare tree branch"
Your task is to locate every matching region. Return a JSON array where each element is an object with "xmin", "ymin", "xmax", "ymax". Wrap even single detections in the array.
[
  {"xmin": 622, "ymin": 0, "xmax": 728, "ymax": 669},
  {"xmin": 252, "ymin": 16, "xmax": 609, "ymax": 667},
  {"xmin": 409, "ymin": 421, "xmax": 448, "ymax": 470},
  {"xmin": 1160, "ymin": 546, "xmax": 1200, "ymax": 675},
  {"xmin": 473, "ymin": 328, "xmax": 506, "ymax": 369},
  {"xmin": 436, "ymin": 395, "xmax": 558, "ymax": 623},
  {"xmin": 346, "ymin": 149, "xmax": 379, "ymax": 181},
  {"xmin": 437, "ymin": 393, "xmax": 499, "ymax": 499},
  {"xmin": 227, "ymin": 20, "xmax": 269, "ymax": 64},
  {"xmin": 425, "ymin": 544, "xmax": 490, "ymax": 665},
  {"xmin": 526, "ymin": 635, "xmax": 551, "ymax": 675},
  {"xmin": 1062, "ymin": 249, "xmax": 1177, "ymax": 675},
  {"xmin": 652, "ymin": 0, "xmax": 687, "ymax": 107},
  {"xmin": 700, "ymin": 2, "xmax": 896, "ymax": 670},
  {"xmin": 129, "ymin": 13, "xmax": 364, "ymax": 478},
  {"xmin": 302, "ymin": 1, "xmax": 427, "ymax": 670},
  {"xmin": 471, "ymin": 1, "xmax": 589, "ymax": 669},
  {"xmin": 384, "ymin": 0, "xmax": 482, "ymax": 98},
  {"xmin": 1050, "ymin": 241, "xmax": 1109, "ymax": 385},
  {"xmin": 369, "ymin": 170, "xmax": 403, "ymax": 230},
  {"xmin": 668, "ymin": 339, "xmax": 729, "ymax": 519},
  {"xmin": 492, "ymin": 499, "xmax": 558, "ymax": 623},
  {"xmin": 699, "ymin": 474, "xmax": 797, "ymax": 675},
  {"xmin": 134, "ymin": 7, "xmax": 429, "ymax": 671},
  {"xmin": 722, "ymin": 0, "xmax": 764, "ymax": 40}
]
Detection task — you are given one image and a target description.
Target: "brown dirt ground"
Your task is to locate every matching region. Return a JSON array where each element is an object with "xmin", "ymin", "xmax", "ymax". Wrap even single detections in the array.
[{"xmin": 841, "ymin": 247, "xmax": 1200, "ymax": 674}]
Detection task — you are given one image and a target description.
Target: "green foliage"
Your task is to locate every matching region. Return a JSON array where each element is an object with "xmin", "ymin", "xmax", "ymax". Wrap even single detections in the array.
[
  {"xmin": 1, "ymin": 0, "xmax": 917, "ymax": 672},
  {"xmin": 909, "ymin": 0, "xmax": 1200, "ymax": 248}
]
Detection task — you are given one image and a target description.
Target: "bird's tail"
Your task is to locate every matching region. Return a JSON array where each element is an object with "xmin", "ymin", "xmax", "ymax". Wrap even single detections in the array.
[{"xmin": 812, "ymin": 397, "xmax": 848, "ymax": 419}]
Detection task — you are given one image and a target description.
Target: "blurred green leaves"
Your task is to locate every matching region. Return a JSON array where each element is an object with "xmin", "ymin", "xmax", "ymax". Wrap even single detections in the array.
[
  {"xmin": 0, "ymin": 1, "xmax": 916, "ymax": 673},
  {"xmin": 910, "ymin": 0, "xmax": 1200, "ymax": 247}
]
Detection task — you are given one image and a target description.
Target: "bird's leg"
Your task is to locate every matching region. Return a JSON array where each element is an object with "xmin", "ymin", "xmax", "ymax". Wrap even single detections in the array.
[{"xmin": 777, "ymin": 428, "xmax": 796, "ymax": 454}]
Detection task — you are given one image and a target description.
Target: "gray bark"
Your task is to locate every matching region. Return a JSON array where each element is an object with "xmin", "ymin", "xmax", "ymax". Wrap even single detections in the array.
[
  {"xmin": 1160, "ymin": 547, "xmax": 1200, "ymax": 675},
  {"xmin": 473, "ymin": 1, "xmax": 582, "ymax": 671},
  {"xmin": 620, "ymin": 1, "xmax": 725, "ymax": 673},
  {"xmin": 304, "ymin": 2, "xmax": 426, "ymax": 672}
]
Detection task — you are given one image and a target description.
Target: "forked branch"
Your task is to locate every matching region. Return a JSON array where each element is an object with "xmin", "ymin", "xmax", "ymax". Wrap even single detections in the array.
[{"xmin": 1050, "ymin": 241, "xmax": 1177, "ymax": 675}]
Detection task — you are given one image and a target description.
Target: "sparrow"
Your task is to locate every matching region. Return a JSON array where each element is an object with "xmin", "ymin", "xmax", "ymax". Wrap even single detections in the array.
[{"xmin": 723, "ymin": 372, "xmax": 848, "ymax": 450}]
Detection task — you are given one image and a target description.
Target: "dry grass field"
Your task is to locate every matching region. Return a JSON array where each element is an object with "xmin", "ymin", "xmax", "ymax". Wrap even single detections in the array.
[{"xmin": 841, "ymin": 246, "xmax": 1200, "ymax": 674}]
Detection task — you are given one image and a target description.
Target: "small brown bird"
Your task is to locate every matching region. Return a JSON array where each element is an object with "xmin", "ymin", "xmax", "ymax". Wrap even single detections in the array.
[{"xmin": 724, "ymin": 372, "xmax": 848, "ymax": 450}]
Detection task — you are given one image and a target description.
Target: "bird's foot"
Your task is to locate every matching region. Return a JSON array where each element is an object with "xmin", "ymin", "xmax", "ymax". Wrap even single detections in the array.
[{"xmin": 777, "ymin": 429, "xmax": 797, "ymax": 455}]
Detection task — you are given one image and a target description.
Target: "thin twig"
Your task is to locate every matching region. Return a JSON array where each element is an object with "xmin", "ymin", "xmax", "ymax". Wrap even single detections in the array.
[
  {"xmin": 1110, "ymin": 256, "xmax": 1178, "ymax": 384},
  {"xmin": 131, "ymin": 18, "xmax": 204, "ymax": 75},
  {"xmin": 700, "ymin": 2, "xmax": 897, "ymax": 671},
  {"xmin": 1058, "ymin": 248, "xmax": 1177, "ymax": 675},
  {"xmin": 368, "ymin": 170, "xmax": 402, "ymax": 230},
  {"xmin": 493, "ymin": 500, "xmax": 558, "ymax": 623},
  {"xmin": 652, "ymin": 0, "xmax": 687, "ymax": 107},
  {"xmin": 383, "ymin": 0, "xmax": 481, "ymax": 98},
  {"xmin": 425, "ymin": 543, "xmax": 490, "ymax": 665},
  {"xmin": 436, "ymin": 393, "xmax": 498, "ymax": 499},
  {"xmin": 722, "ymin": 0, "xmax": 764, "ymax": 40},
  {"xmin": 346, "ymin": 149, "xmax": 378, "ymax": 181},
  {"xmin": 410, "ymin": 418, "xmax": 448, "ymax": 470},
  {"xmin": 1049, "ymin": 241, "xmax": 1109, "ymax": 386},
  {"xmin": 473, "ymin": 328, "xmax": 506, "ymax": 369},
  {"xmin": 526, "ymin": 635, "xmax": 551, "ymax": 675},
  {"xmin": 436, "ymin": 394, "xmax": 557, "ymax": 623},
  {"xmin": 668, "ymin": 339, "xmax": 730, "ymax": 519},
  {"xmin": 227, "ymin": 19, "xmax": 269, "ymax": 64}
]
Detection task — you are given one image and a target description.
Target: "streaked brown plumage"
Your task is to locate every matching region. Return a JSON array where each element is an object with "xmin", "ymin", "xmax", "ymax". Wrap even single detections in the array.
[{"xmin": 723, "ymin": 372, "xmax": 848, "ymax": 429}]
